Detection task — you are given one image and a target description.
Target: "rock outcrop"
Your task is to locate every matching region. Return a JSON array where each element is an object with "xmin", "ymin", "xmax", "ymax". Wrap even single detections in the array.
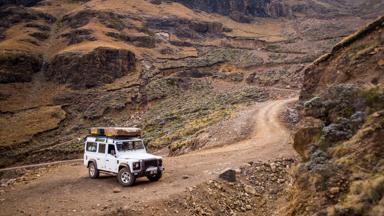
[
  {"xmin": 0, "ymin": 50, "xmax": 43, "ymax": 83},
  {"xmin": 300, "ymin": 16, "xmax": 384, "ymax": 101},
  {"xmin": 173, "ymin": 0, "xmax": 291, "ymax": 22},
  {"xmin": 0, "ymin": 0, "xmax": 43, "ymax": 7},
  {"xmin": 174, "ymin": 0, "xmax": 272, "ymax": 17},
  {"xmin": 173, "ymin": 0, "xmax": 384, "ymax": 22},
  {"xmin": 45, "ymin": 47, "xmax": 136, "ymax": 89},
  {"xmin": 286, "ymin": 16, "xmax": 384, "ymax": 216}
]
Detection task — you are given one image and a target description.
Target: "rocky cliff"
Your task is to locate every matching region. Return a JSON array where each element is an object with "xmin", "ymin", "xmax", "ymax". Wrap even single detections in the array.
[
  {"xmin": 173, "ymin": 0, "xmax": 291, "ymax": 22},
  {"xmin": 0, "ymin": 0, "xmax": 42, "ymax": 7},
  {"xmin": 45, "ymin": 47, "xmax": 136, "ymax": 89},
  {"xmin": 174, "ymin": 0, "xmax": 270, "ymax": 16},
  {"xmin": 0, "ymin": 50, "xmax": 43, "ymax": 83},
  {"xmin": 287, "ymin": 16, "xmax": 384, "ymax": 216},
  {"xmin": 172, "ymin": 0, "xmax": 383, "ymax": 22}
]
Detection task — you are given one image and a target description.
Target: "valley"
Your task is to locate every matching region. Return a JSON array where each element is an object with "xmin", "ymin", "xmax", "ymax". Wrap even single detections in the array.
[
  {"xmin": 0, "ymin": 0, "xmax": 383, "ymax": 215},
  {"xmin": 0, "ymin": 0, "xmax": 378, "ymax": 167}
]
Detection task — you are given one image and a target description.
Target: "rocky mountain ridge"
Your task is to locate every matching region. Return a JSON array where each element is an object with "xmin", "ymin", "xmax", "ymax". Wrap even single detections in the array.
[{"xmin": 172, "ymin": 0, "xmax": 383, "ymax": 22}]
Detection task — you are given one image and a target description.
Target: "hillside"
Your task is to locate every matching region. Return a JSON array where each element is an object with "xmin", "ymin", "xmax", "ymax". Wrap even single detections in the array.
[
  {"xmin": 0, "ymin": 1, "xmax": 383, "ymax": 215},
  {"xmin": 288, "ymin": 16, "xmax": 384, "ymax": 215},
  {"xmin": 0, "ymin": 0, "xmax": 382, "ymax": 169}
]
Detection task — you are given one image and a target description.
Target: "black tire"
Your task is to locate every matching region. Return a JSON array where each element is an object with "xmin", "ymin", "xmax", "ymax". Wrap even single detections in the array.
[
  {"xmin": 117, "ymin": 167, "xmax": 136, "ymax": 187},
  {"xmin": 88, "ymin": 162, "xmax": 99, "ymax": 179},
  {"xmin": 147, "ymin": 170, "xmax": 162, "ymax": 182}
]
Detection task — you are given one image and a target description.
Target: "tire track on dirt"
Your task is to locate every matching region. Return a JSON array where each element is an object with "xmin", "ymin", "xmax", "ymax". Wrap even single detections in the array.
[{"xmin": 0, "ymin": 97, "xmax": 297, "ymax": 216}]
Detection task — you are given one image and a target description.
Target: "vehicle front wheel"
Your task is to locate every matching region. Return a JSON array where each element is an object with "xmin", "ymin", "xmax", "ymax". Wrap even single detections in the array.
[
  {"xmin": 147, "ymin": 171, "xmax": 162, "ymax": 182},
  {"xmin": 88, "ymin": 162, "xmax": 99, "ymax": 179},
  {"xmin": 117, "ymin": 167, "xmax": 136, "ymax": 187}
]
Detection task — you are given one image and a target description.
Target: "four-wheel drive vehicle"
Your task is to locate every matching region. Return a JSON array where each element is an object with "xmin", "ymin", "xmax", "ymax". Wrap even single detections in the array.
[{"xmin": 83, "ymin": 127, "xmax": 163, "ymax": 186}]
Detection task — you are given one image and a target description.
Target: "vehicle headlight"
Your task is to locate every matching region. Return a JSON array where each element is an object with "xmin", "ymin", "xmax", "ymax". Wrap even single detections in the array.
[{"xmin": 133, "ymin": 162, "xmax": 141, "ymax": 170}]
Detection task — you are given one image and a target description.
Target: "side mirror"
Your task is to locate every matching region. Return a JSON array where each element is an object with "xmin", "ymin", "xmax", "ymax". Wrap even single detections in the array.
[{"xmin": 143, "ymin": 139, "xmax": 149, "ymax": 148}]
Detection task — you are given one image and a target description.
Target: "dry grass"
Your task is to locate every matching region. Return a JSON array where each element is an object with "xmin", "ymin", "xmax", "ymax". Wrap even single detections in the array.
[
  {"xmin": 0, "ymin": 23, "xmax": 41, "ymax": 53},
  {"xmin": 75, "ymin": 0, "xmax": 290, "ymax": 41},
  {"xmin": 328, "ymin": 176, "xmax": 384, "ymax": 216},
  {"xmin": 0, "ymin": 0, "xmax": 292, "ymax": 61},
  {"xmin": 32, "ymin": 0, "xmax": 80, "ymax": 17},
  {"xmin": 0, "ymin": 105, "xmax": 66, "ymax": 147},
  {"xmin": 0, "ymin": 81, "xmax": 67, "ymax": 112}
]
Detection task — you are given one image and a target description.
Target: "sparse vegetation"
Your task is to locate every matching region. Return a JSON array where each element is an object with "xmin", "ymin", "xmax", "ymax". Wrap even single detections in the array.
[
  {"xmin": 288, "ymin": 16, "xmax": 384, "ymax": 216},
  {"xmin": 0, "ymin": 1, "xmax": 383, "ymax": 215},
  {"xmin": 142, "ymin": 86, "xmax": 268, "ymax": 153},
  {"xmin": 266, "ymin": 44, "xmax": 280, "ymax": 51},
  {"xmin": 360, "ymin": 87, "xmax": 384, "ymax": 111}
]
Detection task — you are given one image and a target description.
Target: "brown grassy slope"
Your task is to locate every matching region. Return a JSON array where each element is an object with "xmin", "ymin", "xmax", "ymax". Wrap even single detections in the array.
[
  {"xmin": 0, "ymin": 105, "xmax": 66, "ymax": 147},
  {"xmin": 0, "ymin": 0, "xmax": 290, "ymax": 59}
]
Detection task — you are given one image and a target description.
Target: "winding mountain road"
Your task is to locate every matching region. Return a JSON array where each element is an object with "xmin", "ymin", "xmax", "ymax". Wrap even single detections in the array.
[{"xmin": 0, "ymin": 98, "xmax": 297, "ymax": 216}]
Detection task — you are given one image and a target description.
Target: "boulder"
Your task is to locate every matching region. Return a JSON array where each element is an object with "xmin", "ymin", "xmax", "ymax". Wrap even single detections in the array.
[
  {"xmin": 244, "ymin": 185, "xmax": 256, "ymax": 195},
  {"xmin": 112, "ymin": 187, "xmax": 121, "ymax": 193},
  {"xmin": 154, "ymin": 32, "xmax": 170, "ymax": 41},
  {"xmin": 219, "ymin": 169, "xmax": 236, "ymax": 182}
]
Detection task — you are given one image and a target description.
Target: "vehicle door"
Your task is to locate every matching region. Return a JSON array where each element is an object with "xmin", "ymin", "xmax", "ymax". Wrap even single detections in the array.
[
  {"xmin": 96, "ymin": 143, "xmax": 106, "ymax": 170},
  {"xmin": 106, "ymin": 144, "xmax": 118, "ymax": 172},
  {"xmin": 85, "ymin": 142, "xmax": 97, "ymax": 163}
]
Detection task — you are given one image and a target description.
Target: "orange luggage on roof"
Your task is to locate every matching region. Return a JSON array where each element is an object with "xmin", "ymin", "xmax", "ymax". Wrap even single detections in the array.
[{"xmin": 90, "ymin": 127, "xmax": 141, "ymax": 137}]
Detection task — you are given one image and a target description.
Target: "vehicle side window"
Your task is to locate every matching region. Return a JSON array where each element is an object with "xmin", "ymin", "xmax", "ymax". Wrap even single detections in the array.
[
  {"xmin": 98, "ymin": 143, "xmax": 106, "ymax": 154},
  {"xmin": 108, "ymin": 144, "xmax": 115, "ymax": 155},
  {"xmin": 86, "ymin": 142, "xmax": 97, "ymax": 152}
]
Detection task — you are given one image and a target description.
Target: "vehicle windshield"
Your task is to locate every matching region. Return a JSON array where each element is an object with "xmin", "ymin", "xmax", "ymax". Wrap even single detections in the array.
[{"xmin": 116, "ymin": 140, "xmax": 144, "ymax": 152}]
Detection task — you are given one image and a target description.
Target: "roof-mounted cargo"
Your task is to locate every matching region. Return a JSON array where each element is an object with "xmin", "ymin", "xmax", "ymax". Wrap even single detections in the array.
[{"xmin": 89, "ymin": 127, "xmax": 141, "ymax": 137}]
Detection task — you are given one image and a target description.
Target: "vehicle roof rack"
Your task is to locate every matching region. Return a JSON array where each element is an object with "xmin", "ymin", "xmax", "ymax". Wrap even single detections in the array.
[{"xmin": 84, "ymin": 135, "xmax": 141, "ymax": 141}]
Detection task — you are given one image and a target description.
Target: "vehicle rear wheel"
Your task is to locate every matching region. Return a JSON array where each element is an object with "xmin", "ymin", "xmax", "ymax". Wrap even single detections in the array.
[
  {"xmin": 117, "ymin": 167, "xmax": 136, "ymax": 187},
  {"xmin": 147, "ymin": 170, "xmax": 162, "ymax": 182},
  {"xmin": 88, "ymin": 162, "xmax": 99, "ymax": 179}
]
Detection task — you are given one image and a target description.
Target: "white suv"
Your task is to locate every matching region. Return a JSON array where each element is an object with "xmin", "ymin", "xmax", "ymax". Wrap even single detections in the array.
[{"xmin": 83, "ymin": 136, "xmax": 163, "ymax": 186}]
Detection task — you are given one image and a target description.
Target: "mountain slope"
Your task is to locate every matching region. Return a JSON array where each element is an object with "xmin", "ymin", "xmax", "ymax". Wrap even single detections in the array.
[
  {"xmin": 0, "ymin": 0, "xmax": 382, "ymax": 168},
  {"xmin": 287, "ymin": 16, "xmax": 384, "ymax": 216}
]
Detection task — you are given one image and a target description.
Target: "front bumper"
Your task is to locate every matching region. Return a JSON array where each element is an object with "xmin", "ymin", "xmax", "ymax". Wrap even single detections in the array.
[{"xmin": 132, "ymin": 166, "xmax": 164, "ymax": 177}]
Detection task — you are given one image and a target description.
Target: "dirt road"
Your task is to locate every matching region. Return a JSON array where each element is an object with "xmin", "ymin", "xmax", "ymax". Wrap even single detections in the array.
[{"xmin": 0, "ymin": 98, "xmax": 297, "ymax": 216}]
